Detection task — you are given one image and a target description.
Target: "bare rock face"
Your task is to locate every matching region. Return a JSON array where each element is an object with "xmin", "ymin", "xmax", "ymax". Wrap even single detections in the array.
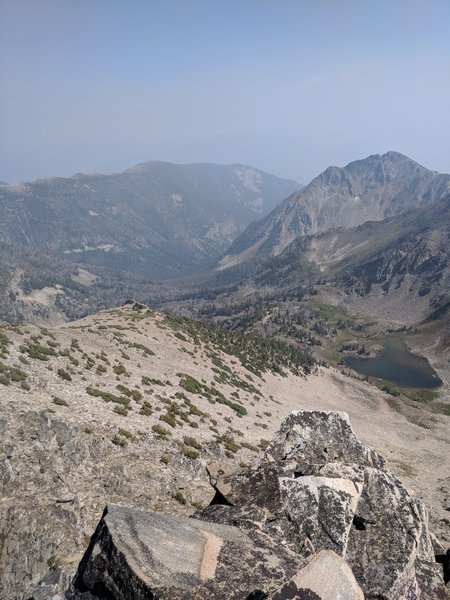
[
  {"xmin": 66, "ymin": 505, "xmax": 304, "ymax": 599},
  {"xmin": 66, "ymin": 411, "xmax": 448, "ymax": 599},
  {"xmin": 197, "ymin": 411, "xmax": 447, "ymax": 599},
  {"xmin": 265, "ymin": 410, "xmax": 386, "ymax": 471},
  {"xmin": 269, "ymin": 550, "xmax": 364, "ymax": 600}
]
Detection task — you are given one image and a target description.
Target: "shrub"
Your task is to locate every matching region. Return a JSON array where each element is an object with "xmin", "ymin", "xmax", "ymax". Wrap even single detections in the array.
[
  {"xmin": 0, "ymin": 374, "xmax": 10, "ymax": 386},
  {"xmin": 111, "ymin": 434, "xmax": 127, "ymax": 446},
  {"xmin": 174, "ymin": 332, "xmax": 187, "ymax": 342},
  {"xmin": 183, "ymin": 436, "xmax": 202, "ymax": 450},
  {"xmin": 174, "ymin": 491, "xmax": 187, "ymax": 505},
  {"xmin": 86, "ymin": 387, "xmax": 130, "ymax": 405},
  {"xmin": 142, "ymin": 376, "xmax": 165, "ymax": 386},
  {"xmin": 181, "ymin": 446, "xmax": 199, "ymax": 460},
  {"xmin": 160, "ymin": 413, "xmax": 177, "ymax": 428},
  {"xmin": 152, "ymin": 424, "xmax": 171, "ymax": 437},
  {"xmin": 259, "ymin": 439, "xmax": 270, "ymax": 450},
  {"xmin": 139, "ymin": 403, "xmax": 153, "ymax": 416},
  {"xmin": 179, "ymin": 374, "xmax": 203, "ymax": 394},
  {"xmin": 23, "ymin": 343, "xmax": 56, "ymax": 361},
  {"xmin": 9, "ymin": 366, "xmax": 27, "ymax": 382},
  {"xmin": 57, "ymin": 368, "xmax": 72, "ymax": 381},
  {"xmin": 53, "ymin": 396, "xmax": 68, "ymax": 407},
  {"xmin": 113, "ymin": 363, "xmax": 127, "ymax": 376},
  {"xmin": 118, "ymin": 428, "xmax": 133, "ymax": 439},
  {"xmin": 219, "ymin": 434, "xmax": 239, "ymax": 454},
  {"xmin": 117, "ymin": 384, "xmax": 143, "ymax": 401},
  {"xmin": 129, "ymin": 342, "xmax": 155, "ymax": 356}
]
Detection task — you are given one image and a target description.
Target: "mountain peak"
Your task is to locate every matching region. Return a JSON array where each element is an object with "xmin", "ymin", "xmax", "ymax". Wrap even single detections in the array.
[
  {"xmin": 221, "ymin": 153, "xmax": 450, "ymax": 267},
  {"xmin": 382, "ymin": 150, "xmax": 422, "ymax": 162}
]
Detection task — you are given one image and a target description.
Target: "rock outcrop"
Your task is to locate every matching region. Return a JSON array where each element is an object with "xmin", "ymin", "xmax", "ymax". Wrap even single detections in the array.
[
  {"xmin": 66, "ymin": 411, "xmax": 448, "ymax": 599},
  {"xmin": 66, "ymin": 505, "xmax": 305, "ymax": 599}
]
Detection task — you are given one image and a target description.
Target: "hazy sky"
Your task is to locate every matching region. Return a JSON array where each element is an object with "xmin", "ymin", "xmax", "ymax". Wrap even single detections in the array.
[{"xmin": 1, "ymin": 0, "xmax": 449, "ymax": 184}]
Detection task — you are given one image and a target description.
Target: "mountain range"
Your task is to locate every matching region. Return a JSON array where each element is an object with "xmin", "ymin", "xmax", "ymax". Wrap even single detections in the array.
[
  {"xmin": 212, "ymin": 195, "xmax": 450, "ymax": 325},
  {"xmin": 0, "ymin": 161, "xmax": 299, "ymax": 280},
  {"xmin": 218, "ymin": 151, "xmax": 450, "ymax": 270},
  {"xmin": 1, "ymin": 152, "xmax": 450, "ymax": 598},
  {"xmin": 1, "ymin": 151, "xmax": 449, "ymax": 330}
]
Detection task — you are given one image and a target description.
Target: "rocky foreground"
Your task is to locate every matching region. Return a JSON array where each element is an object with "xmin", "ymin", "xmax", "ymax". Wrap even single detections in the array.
[
  {"xmin": 32, "ymin": 411, "xmax": 448, "ymax": 599},
  {"xmin": 1, "ymin": 304, "xmax": 449, "ymax": 599}
]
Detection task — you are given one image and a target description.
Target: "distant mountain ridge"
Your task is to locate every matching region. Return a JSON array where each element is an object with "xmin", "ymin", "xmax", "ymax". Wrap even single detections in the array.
[
  {"xmin": 0, "ymin": 161, "xmax": 299, "ymax": 279},
  {"xmin": 219, "ymin": 152, "xmax": 450, "ymax": 270}
]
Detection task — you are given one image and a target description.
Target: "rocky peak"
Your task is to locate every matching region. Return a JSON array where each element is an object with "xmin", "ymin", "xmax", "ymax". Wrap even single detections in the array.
[
  {"xmin": 309, "ymin": 151, "xmax": 430, "ymax": 197},
  {"xmin": 219, "ymin": 152, "xmax": 450, "ymax": 268},
  {"xmin": 65, "ymin": 411, "xmax": 448, "ymax": 600}
]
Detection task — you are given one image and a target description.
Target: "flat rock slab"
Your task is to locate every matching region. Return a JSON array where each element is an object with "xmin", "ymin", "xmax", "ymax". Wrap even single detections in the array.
[
  {"xmin": 67, "ymin": 505, "xmax": 303, "ymax": 599},
  {"xmin": 269, "ymin": 550, "xmax": 364, "ymax": 600}
]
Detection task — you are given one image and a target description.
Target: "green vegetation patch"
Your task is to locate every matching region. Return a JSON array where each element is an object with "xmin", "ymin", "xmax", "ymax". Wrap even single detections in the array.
[
  {"xmin": 0, "ymin": 329, "xmax": 11, "ymax": 357},
  {"xmin": 141, "ymin": 376, "xmax": 166, "ymax": 387},
  {"xmin": 162, "ymin": 311, "xmax": 314, "ymax": 377},
  {"xmin": 174, "ymin": 490, "xmax": 187, "ymax": 504},
  {"xmin": 128, "ymin": 342, "xmax": 155, "ymax": 356},
  {"xmin": 139, "ymin": 402, "xmax": 153, "ymax": 416},
  {"xmin": 183, "ymin": 435, "xmax": 202, "ymax": 450},
  {"xmin": 86, "ymin": 386, "xmax": 130, "ymax": 405},
  {"xmin": 178, "ymin": 373, "xmax": 247, "ymax": 417},
  {"xmin": 116, "ymin": 384, "xmax": 142, "ymax": 401},
  {"xmin": 211, "ymin": 364, "xmax": 262, "ymax": 396},
  {"xmin": 57, "ymin": 368, "xmax": 72, "ymax": 381},
  {"xmin": 314, "ymin": 303, "xmax": 350, "ymax": 323},
  {"xmin": 20, "ymin": 342, "xmax": 57, "ymax": 361},
  {"xmin": 152, "ymin": 424, "xmax": 171, "ymax": 437},
  {"xmin": 0, "ymin": 361, "xmax": 28, "ymax": 385},
  {"xmin": 0, "ymin": 373, "xmax": 10, "ymax": 386},
  {"xmin": 111, "ymin": 434, "xmax": 127, "ymax": 446},
  {"xmin": 52, "ymin": 396, "xmax": 68, "ymax": 407},
  {"xmin": 180, "ymin": 446, "xmax": 199, "ymax": 460}
]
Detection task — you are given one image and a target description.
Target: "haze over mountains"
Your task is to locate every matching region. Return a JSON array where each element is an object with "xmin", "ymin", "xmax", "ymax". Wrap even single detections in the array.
[
  {"xmin": 0, "ymin": 161, "xmax": 299, "ymax": 280},
  {"xmin": 1, "ymin": 151, "xmax": 449, "ymax": 328}
]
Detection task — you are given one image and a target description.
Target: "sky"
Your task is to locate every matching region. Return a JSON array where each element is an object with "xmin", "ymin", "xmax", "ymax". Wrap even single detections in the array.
[{"xmin": 1, "ymin": 0, "xmax": 449, "ymax": 184}]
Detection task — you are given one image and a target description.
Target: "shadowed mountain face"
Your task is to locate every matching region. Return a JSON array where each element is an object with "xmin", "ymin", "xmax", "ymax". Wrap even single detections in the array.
[
  {"xmin": 0, "ymin": 161, "xmax": 299, "ymax": 279},
  {"xmin": 219, "ymin": 152, "xmax": 450, "ymax": 270},
  {"xmin": 209, "ymin": 197, "xmax": 450, "ymax": 324},
  {"xmin": 298, "ymin": 197, "xmax": 450, "ymax": 322}
]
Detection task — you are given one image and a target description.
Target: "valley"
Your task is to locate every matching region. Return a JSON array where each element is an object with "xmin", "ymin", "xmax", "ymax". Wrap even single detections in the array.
[
  {"xmin": 0, "ymin": 162, "xmax": 298, "ymax": 280},
  {"xmin": 0, "ymin": 151, "xmax": 449, "ymax": 598}
]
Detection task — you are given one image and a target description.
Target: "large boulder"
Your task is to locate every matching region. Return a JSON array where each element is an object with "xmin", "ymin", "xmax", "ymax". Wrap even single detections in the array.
[
  {"xmin": 66, "ymin": 411, "xmax": 448, "ymax": 599},
  {"xmin": 265, "ymin": 410, "xmax": 385, "ymax": 472},
  {"xmin": 198, "ymin": 411, "xmax": 447, "ymax": 599},
  {"xmin": 66, "ymin": 505, "xmax": 304, "ymax": 599}
]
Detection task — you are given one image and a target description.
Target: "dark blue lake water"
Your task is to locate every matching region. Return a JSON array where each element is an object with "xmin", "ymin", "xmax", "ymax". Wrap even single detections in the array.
[{"xmin": 343, "ymin": 339, "xmax": 442, "ymax": 389}]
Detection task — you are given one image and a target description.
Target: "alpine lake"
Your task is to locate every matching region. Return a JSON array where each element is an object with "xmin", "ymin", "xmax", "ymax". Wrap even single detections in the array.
[{"xmin": 343, "ymin": 338, "xmax": 442, "ymax": 390}]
